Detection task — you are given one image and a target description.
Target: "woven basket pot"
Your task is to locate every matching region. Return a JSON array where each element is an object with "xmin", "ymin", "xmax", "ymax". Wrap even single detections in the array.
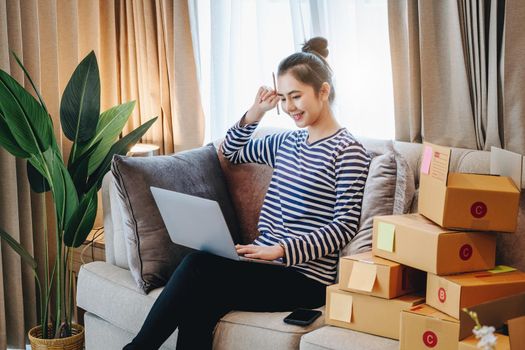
[{"xmin": 28, "ymin": 323, "xmax": 84, "ymax": 350}]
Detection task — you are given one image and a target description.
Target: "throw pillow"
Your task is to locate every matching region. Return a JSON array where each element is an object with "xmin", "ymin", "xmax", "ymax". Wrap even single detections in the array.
[
  {"xmin": 217, "ymin": 146, "xmax": 273, "ymax": 244},
  {"xmin": 111, "ymin": 145, "xmax": 240, "ymax": 293},
  {"xmin": 341, "ymin": 141, "xmax": 415, "ymax": 256}
]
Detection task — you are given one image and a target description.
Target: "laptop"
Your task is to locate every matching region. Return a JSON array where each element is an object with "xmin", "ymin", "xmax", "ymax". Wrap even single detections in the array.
[{"xmin": 150, "ymin": 186, "xmax": 285, "ymax": 266}]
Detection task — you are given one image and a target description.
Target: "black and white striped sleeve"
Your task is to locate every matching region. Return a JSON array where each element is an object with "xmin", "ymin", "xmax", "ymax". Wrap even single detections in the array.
[{"xmin": 221, "ymin": 117, "xmax": 293, "ymax": 168}]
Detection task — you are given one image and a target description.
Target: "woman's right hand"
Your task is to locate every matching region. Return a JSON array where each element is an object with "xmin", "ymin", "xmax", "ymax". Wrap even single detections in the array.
[{"xmin": 243, "ymin": 86, "xmax": 280, "ymax": 125}]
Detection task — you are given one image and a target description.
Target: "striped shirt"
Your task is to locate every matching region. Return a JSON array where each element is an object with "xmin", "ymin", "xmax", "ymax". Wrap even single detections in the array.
[{"xmin": 222, "ymin": 119, "xmax": 371, "ymax": 285}]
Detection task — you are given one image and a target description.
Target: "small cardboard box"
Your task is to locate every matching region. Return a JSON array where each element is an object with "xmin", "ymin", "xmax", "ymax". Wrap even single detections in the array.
[
  {"xmin": 427, "ymin": 268, "xmax": 525, "ymax": 319},
  {"xmin": 458, "ymin": 334, "xmax": 510, "ymax": 350},
  {"xmin": 418, "ymin": 142, "xmax": 521, "ymax": 232},
  {"xmin": 325, "ymin": 284, "xmax": 425, "ymax": 339},
  {"xmin": 372, "ymin": 214, "xmax": 496, "ymax": 275},
  {"xmin": 400, "ymin": 304, "xmax": 461, "ymax": 349},
  {"xmin": 508, "ymin": 315, "xmax": 525, "ymax": 350},
  {"xmin": 325, "ymin": 284, "xmax": 424, "ymax": 340},
  {"xmin": 338, "ymin": 251, "xmax": 425, "ymax": 299},
  {"xmin": 401, "ymin": 294, "xmax": 525, "ymax": 348},
  {"xmin": 460, "ymin": 291, "xmax": 525, "ymax": 342}
]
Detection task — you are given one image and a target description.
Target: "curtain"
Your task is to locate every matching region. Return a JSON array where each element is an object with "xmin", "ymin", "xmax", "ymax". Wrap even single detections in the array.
[
  {"xmin": 118, "ymin": 0, "xmax": 204, "ymax": 154},
  {"xmin": 189, "ymin": 0, "xmax": 394, "ymax": 142},
  {"xmin": 0, "ymin": 1, "xmax": 202, "ymax": 348},
  {"xmin": 389, "ymin": 0, "xmax": 525, "ymax": 154}
]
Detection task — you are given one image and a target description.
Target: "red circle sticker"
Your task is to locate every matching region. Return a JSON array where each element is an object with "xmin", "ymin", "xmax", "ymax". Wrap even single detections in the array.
[
  {"xmin": 460, "ymin": 244, "xmax": 473, "ymax": 261},
  {"xmin": 423, "ymin": 330, "xmax": 438, "ymax": 348},
  {"xmin": 438, "ymin": 287, "xmax": 447, "ymax": 303},
  {"xmin": 471, "ymin": 201, "xmax": 487, "ymax": 218}
]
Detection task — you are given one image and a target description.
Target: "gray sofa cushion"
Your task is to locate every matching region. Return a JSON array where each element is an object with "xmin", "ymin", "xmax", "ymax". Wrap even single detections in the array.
[
  {"xmin": 213, "ymin": 309, "xmax": 325, "ymax": 350},
  {"xmin": 342, "ymin": 142, "xmax": 414, "ymax": 256},
  {"xmin": 111, "ymin": 145, "xmax": 240, "ymax": 293},
  {"xmin": 217, "ymin": 147, "xmax": 273, "ymax": 244},
  {"xmin": 300, "ymin": 326, "xmax": 399, "ymax": 350},
  {"xmin": 77, "ymin": 262, "xmax": 324, "ymax": 350}
]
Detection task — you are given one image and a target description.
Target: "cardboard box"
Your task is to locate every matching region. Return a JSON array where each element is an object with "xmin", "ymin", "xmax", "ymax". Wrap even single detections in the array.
[
  {"xmin": 400, "ymin": 304, "xmax": 461, "ymax": 349},
  {"xmin": 459, "ymin": 291, "xmax": 525, "ymax": 341},
  {"xmin": 508, "ymin": 315, "xmax": 525, "ymax": 350},
  {"xmin": 372, "ymin": 214, "xmax": 496, "ymax": 275},
  {"xmin": 402, "ymin": 293, "xmax": 525, "ymax": 348},
  {"xmin": 325, "ymin": 284, "xmax": 424, "ymax": 339},
  {"xmin": 418, "ymin": 142, "xmax": 521, "ymax": 232},
  {"xmin": 459, "ymin": 334, "xmax": 510, "ymax": 350},
  {"xmin": 338, "ymin": 251, "xmax": 425, "ymax": 299},
  {"xmin": 427, "ymin": 268, "xmax": 525, "ymax": 319}
]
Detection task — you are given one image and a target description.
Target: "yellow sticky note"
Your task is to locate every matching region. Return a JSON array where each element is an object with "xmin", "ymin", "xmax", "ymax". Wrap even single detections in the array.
[
  {"xmin": 347, "ymin": 261, "xmax": 377, "ymax": 292},
  {"xmin": 487, "ymin": 265, "xmax": 517, "ymax": 274},
  {"xmin": 330, "ymin": 292, "xmax": 352, "ymax": 323},
  {"xmin": 377, "ymin": 222, "xmax": 395, "ymax": 252}
]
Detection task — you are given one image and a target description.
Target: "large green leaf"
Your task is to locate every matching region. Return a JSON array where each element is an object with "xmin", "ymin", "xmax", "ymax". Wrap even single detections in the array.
[
  {"xmin": 0, "ymin": 70, "xmax": 53, "ymax": 154},
  {"xmin": 0, "ymin": 227, "xmax": 37, "ymax": 269},
  {"xmin": 0, "ymin": 110, "xmax": 31, "ymax": 158},
  {"xmin": 11, "ymin": 52, "xmax": 58, "ymax": 155},
  {"xmin": 87, "ymin": 117, "xmax": 158, "ymax": 190},
  {"xmin": 27, "ymin": 161, "xmax": 50, "ymax": 193},
  {"xmin": 60, "ymin": 51, "xmax": 100, "ymax": 160},
  {"xmin": 12, "ymin": 51, "xmax": 49, "ymax": 115},
  {"xmin": 43, "ymin": 149, "xmax": 79, "ymax": 230},
  {"xmin": 68, "ymin": 140, "xmax": 101, "ymax": 196},
  {"xmin": 76, "ymin": 101, "xmax": 136, "ymax": 175},
  {"xmin": 63, "ymin": 187, "xmax": 98, "ymax": 248}
]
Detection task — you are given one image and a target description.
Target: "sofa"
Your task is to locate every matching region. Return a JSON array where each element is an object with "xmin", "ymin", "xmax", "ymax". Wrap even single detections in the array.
[{"xmin": 76, "ymin": 129, "xmax": 525, "ymax": 350}]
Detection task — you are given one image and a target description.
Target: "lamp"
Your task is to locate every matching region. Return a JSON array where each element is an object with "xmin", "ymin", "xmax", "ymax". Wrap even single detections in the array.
[{"xmin": 128, "ymin": 143, "xmax": 160, "ymax": 157}]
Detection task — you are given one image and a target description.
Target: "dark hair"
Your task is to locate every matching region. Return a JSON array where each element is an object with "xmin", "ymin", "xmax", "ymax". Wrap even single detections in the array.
[{"xmin": 277, "ymin": 37, "xmax": 335, "ymax": 103}]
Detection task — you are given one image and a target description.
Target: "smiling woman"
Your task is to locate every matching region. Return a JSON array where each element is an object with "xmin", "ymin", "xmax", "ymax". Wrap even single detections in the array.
[{"xmin": 123, "ymin": 37, "xmax": 372, "ymax": 350}]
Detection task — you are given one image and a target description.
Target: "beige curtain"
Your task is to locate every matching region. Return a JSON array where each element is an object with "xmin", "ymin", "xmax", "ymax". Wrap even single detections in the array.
[
  {"xmin": 0, "ymin": 0, "xmax": 203, "ymax": 348},
  {"xmin": 388, "ymin": 0, "xmax": 525, "ymax": 154}
]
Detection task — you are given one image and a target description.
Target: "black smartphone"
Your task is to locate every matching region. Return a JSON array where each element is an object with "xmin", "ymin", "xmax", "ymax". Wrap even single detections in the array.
[{"xmin": 283, "ymin": 308, "xmax": 322, "ymax": 326}]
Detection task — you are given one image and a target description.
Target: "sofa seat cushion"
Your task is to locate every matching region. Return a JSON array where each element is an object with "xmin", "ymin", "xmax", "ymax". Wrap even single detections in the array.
[
  {"xmin": 214, "ymin": 308, "xmax": 325, "ymax": 350},
  {"xmin": 300, "ymin": 326, "xmax": 399, "ymax": 350},
  {"xmin": 76, "ymin": 262, "xmax": 178, "ymax": 347},
  {"xmin": 78, "ymin": 262, "xmax": 324, "ymax": 350}
]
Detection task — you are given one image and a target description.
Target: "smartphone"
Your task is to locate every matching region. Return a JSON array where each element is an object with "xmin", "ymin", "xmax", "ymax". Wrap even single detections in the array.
[{"xmin": 283, "ymin": 308, "xmax": 322, "ymax": 326}]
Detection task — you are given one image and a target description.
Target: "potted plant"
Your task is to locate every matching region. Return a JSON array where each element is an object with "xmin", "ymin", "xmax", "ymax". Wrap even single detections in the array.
[{"xmin": 0, "ymin": 51, "xmax": 157, "ymax": 348}]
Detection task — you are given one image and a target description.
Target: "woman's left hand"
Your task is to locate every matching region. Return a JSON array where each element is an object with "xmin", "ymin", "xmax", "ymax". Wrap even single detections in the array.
[{"xmin": 236, "ymin": 244, "xmax": 284, "ymax": 261}]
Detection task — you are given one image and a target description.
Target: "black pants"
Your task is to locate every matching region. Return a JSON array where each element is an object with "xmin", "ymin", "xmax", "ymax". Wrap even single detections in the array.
[{"xmin": 123, "ymin": 251, "xmax": 326, "ymax": 350}]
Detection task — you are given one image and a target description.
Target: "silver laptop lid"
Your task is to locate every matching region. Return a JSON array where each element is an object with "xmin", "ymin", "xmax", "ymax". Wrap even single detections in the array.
[{"xmin": 150, "ymin": 186, "xmax": 239, "ymax": 261}]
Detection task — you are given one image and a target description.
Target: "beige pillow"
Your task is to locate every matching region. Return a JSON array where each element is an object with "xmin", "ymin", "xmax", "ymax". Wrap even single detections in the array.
[{"xmin": 341, "ymin": 142, "xmax": 415, "ymax": 256}]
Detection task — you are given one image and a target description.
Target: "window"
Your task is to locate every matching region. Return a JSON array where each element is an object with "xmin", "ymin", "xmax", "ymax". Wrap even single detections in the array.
[{"xmin": 189, "ymin": 0, "xmax": 394, "ymax": 142}]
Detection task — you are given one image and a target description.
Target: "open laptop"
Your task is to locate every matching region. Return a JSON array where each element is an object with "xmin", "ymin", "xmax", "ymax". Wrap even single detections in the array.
[{"xmin": 150, "ymin": 186, "xmax": 285, "ymax": 266}]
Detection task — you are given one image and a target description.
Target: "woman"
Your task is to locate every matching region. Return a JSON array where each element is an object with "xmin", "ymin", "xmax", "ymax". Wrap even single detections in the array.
[{"xmin": 124, "ymin": 36, "xmax": 370, "ymax": 350}]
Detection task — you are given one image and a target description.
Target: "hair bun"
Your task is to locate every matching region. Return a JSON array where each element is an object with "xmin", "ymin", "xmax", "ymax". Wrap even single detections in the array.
[{"xmin": 302, "ymin": 37, "xmax": 329, "ymax": 59}]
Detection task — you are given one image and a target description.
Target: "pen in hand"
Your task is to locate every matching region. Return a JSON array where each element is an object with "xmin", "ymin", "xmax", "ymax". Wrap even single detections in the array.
[{"xmin": 272, "ymin": 72, "xmax": 280, "ymax": 115}]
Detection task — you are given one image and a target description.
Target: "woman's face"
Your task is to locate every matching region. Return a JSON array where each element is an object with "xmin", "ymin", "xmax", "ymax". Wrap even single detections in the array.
[{"xmin": 277, "ymin": 72, "xmax": 328, "ymax": 128}]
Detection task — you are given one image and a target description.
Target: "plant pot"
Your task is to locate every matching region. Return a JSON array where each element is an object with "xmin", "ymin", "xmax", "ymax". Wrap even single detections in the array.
[{"xmin": 28, "ymin": 323, "xmax": 84, "ymax": 350}]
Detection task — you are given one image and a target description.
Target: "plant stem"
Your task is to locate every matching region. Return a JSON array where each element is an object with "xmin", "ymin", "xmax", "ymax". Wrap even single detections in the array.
[
  {"xmin": 67, "ymin": 247, "xmax": 74, "ymax": 330},
  {"xmin": 54, "ymin": 210, "xmax": 61, "ymax": 338},
  {"xmin": 42, "ymin": 187, "xmax": 50, "ymax": 337}
]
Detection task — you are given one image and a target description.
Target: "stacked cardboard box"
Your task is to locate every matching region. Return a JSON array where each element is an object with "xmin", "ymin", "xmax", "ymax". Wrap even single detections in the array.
[
  {"xmin": 326, "ymin": 143, "xmax": 525, "ymax": 348},
  {"xmin": 397, "ymin": 143, "xmax": 523, "ymax": 349},
  {"xmin": 325, "ymin": 251, "xmax": 425, "ymax": 339}
]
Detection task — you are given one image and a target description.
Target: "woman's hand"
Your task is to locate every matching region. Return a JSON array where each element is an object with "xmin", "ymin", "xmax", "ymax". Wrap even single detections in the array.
[
  {"xmin": 243, "ymin": 86, "xmax": 280, "ymax": 125},
  {"xmin": 236, "ymin": 244, "xmax": 284, "ymax": 261}
]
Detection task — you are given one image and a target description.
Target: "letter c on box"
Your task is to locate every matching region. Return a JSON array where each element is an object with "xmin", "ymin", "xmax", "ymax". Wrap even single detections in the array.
[
  {"xmin": 422, "ymin": 330, "xmax": 438, "ymax": 347},
  {"xmin": 459, "ymin": 244, "xmax": 473, "ymax": 261},
  {"xmin": 471, "ymin": 201, "xmax": 487, "ymax": 218}
]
